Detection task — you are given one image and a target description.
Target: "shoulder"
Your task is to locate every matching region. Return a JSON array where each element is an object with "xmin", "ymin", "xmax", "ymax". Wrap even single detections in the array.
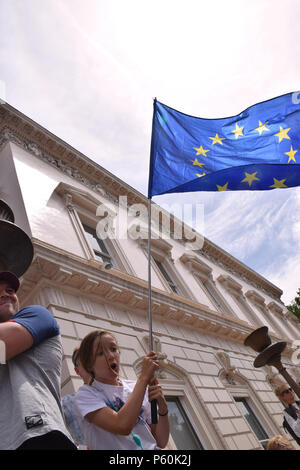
[
  {"xmin": 76, "ymin": 384, "xmax": 98, "ymax": 399},
  {"xmin": 12, "ymin": 305, "xmax": 56, "ymax": 321},
  {"xmin": 11, "ymin": 305, "xmax": 60, "ymax": 346}
]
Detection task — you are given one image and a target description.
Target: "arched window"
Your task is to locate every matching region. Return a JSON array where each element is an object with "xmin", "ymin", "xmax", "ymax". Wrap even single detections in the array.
[{"xmin": 135, "ymin": 337, "xmax": 225, "ymax": 450}]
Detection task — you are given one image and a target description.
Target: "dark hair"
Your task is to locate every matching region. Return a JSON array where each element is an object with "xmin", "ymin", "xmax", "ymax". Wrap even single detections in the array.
[
  {"xmin": 78, "ymin": 330, "xmax": 118, "ymax": 381},
  {"xmin": 72, "ymin": 347, "xmax": 80, "ymax": 366}
]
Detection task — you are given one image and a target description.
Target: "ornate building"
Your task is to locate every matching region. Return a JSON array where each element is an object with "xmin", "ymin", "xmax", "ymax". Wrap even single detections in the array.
[{"xmin": 0, "ymin": 101, "xmax": 299, "ymax": 450}]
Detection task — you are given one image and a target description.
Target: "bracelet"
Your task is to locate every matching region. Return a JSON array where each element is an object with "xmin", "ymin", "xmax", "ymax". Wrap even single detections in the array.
[{"xmin": 158, "ymin": 409, "xmax": 168, "ymax": 417}]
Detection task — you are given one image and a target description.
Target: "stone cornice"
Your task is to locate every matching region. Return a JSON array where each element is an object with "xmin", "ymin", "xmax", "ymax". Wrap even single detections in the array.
[
  {"xmin": 180, "ymin": 253, "xmax": 212, "ymax": 280},
  {"xmin": 0, "ymin": 102, "xmax": 283, "ymax": 303},
  {"xmin": 245, "ymin": 290, "xmax": 266, "ymax": 306},
  {"xmin": 201, "ymin": 240, "xmax": 282, "ymax": 301},
  {"xmin": 17, "ymin": 238, "xmax": 283, "ymax": 346},
  {"xmin": 217, "ymin": 274, "xmax": 243, "ymax": 295}
]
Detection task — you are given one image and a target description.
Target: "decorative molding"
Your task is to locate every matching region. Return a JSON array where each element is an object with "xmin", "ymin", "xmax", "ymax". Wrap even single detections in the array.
[
  {"xmin": 245, "ymin": 290, "xmax": 266, "ymax": 307},
  {"xmin": 200, "ymin": 243, "xmax": 282, "ymax": 302},
  {"xmin": 128, "ymin": 224, "xmax": 174, "ymax": 263},
  {"xmin": 180, "ymin": 253, "xmax": 212, "ymax": 281},
  {"xmin": 267, "ymin": 301, "xmax": 284, "ymax": 316},
  {"xmin": 263, "ymin": 365, "xmax": 285, "ymax": 389},
  {"xmin": 140, "ymin": 335, "xmax": 168, "ymax": 379},
  {"xmin": 17, "ymin": 240, "xmax": 267, "ymax": 348},
  {"xmin": 217, "ymin": 274, "xmax": 243, "ymax": 297},
  {"xmin": 215, "ymin": 351, "xmax": 241, "ymax": 386}
]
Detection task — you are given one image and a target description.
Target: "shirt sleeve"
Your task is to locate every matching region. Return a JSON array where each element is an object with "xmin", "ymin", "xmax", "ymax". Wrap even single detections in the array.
[
  {"xmin": 10, "ymin": 305, "xmax": 60, "ymax": 346},
  {"xmin": 284, "ymin": 410, "xmax": 300, "ymax": 437},
  {"xmin": 75, "ymin": 385, "xmax": 107, "ymax": 418}
]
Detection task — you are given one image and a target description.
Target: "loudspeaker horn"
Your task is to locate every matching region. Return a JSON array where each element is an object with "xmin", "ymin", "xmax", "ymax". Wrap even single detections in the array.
[{"xmin": 0, "ymin": 199, "xmax": 33, "ymax": 277}]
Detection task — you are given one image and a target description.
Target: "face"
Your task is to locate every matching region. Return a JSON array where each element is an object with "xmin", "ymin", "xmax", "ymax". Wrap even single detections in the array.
[
  {"xmin": 0, "ymin": 282, "xmax": 19, "ymax": 322},
  {"xmin": 281, "ymin": 387, "xmax": 295, "ymax": 405},
  {"xmin": 92, "ymin": 333, "xmax": 120, "ymax": 384}
]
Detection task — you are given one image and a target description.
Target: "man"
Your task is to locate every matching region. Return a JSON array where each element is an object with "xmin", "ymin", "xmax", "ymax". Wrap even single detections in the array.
[
  {"xmin": 0, "ymin": 271, "xmax": 76, "ymax": 449},
  {"xmin": 275, "ymin": 383, "xmax": 300, "ymax": 446},
  {"xmin": 62, "ymin": 347, "xmax": 90, "ymax": 448}
]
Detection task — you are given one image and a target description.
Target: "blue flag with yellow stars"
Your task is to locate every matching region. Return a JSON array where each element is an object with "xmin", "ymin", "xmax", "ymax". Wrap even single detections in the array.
[{"xmin": 148, "ymin": 92, "xmax": 300, "ymax": 198}]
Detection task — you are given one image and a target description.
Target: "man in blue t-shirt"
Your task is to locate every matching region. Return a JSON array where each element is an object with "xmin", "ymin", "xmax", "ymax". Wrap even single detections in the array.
[{"xmin": 0, "ymin": 271, "xmax": 77, "ymax": 450}]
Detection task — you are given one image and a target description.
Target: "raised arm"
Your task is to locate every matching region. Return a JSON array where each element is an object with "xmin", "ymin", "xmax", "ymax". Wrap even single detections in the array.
[
  {"xmin": 0, "ymin": 321, "xmax": 33, "ymax": 360},
  {"xmin": 86, "ymin": 352, "xmax": 159, "ymax": 435},
  {"xmin": 0, "ymin": 305, "xmax": 59, "ymax": 361}
]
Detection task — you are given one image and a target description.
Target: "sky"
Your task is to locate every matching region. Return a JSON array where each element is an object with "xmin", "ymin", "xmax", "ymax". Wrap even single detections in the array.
[{"xmin": 0, "ymin": 0, "xmax": 299, "ymax": 304}]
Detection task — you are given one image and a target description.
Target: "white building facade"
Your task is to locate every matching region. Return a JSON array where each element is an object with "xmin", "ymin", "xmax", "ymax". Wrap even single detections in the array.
[{"xmin": 0, "ymin": 102, "xmax": 299, "ymax": 450}]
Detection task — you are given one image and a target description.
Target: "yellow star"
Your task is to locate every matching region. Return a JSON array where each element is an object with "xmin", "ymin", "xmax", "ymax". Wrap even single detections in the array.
[
  {"xmin": 209, "ymin": 133, "xmax": 225, "ymax": 145},
  {"xmin": 190, "ymin": 158, "xmax": 205, "ymax": 167},
  {"xmin": 285, "ymin": 144, "xmax": 298, "ymax": 163},
  {"xmin": 274, "ymin": 126, "xmax": 291, "ymax": 143},
  {"xmin": 269, "ymin": 178, "xmax": 288, "ymax": 189},
  {"xmin": 196, "ymin": 172, "xmax": 206, "ymax": 178},
  {"xmin": 217, "ymin": 182, "xmax": 229, "ymax": 191},
  {"xmin": 193, "ymin": 145, "xmax": 210, "ymax": 157},
  {"xmin": 241, "ymin": 171, "xmax": 260, "ymax": 187},
  {"xmin": 254, "ymin": 120, "xmax": 269, "ymax": 135},
  {"xmin": 232, "ymin": 123, "xmax": 244, "ymax": 139}
]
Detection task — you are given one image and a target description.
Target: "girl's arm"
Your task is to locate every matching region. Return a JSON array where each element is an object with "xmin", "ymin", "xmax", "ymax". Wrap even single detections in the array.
[
  {"xmin": 86, "ymin": 352, "xmax": 159, "ymax": 435},
  {"xmin": 148, "ymin": 378, "xmax": 170, "ymax": 448}
]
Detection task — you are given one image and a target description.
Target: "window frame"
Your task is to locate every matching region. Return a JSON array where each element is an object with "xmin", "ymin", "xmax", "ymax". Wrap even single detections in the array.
[
  {"xmin": 55, "ymin": 181, "xmax": 135, "ymax": 274},
  {"xmin": 166, "ymin": 396, "xmax": 204, "ymax": 450},
  {"xmin": 217, "ymin": 275, "xmax": 263, "ymax": 327},
  {"xmin": 180, "ymin": 253, "xmax": 233, "ymax": 315},
  {"xmin": 233, "ymin": 396, "xmax": 269, "ymax": 449},
  {"xmin": 81, "ymin": 222, "xmax": 114, "ymax": 266},
  {"xmin": 131, "ymin": 228, "xmax": 192, "ymax": 298},
  {"xmin": 152, "ymin": 257, "xmax": 181, "ymax": 295}
]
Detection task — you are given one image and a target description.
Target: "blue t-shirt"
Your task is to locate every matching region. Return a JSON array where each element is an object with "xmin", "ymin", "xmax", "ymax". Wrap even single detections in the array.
[{"xmin": 10, "ymin": 305, "xmax": 60, "ymax": 345}]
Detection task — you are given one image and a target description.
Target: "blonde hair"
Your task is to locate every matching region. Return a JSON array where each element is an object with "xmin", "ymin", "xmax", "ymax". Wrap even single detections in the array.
[
  {"xmin": 275, "ymin": 384, "xmax": 289, "ymax": 398},
  {"xmin": 267, "ymin": 435, "xmax": 296, "ymax": 450}
]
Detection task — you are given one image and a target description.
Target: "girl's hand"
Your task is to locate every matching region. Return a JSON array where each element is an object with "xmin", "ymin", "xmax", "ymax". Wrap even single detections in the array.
[{"xmin": 140, "ymin": 351, "xmax": 159, "ymax": 384}]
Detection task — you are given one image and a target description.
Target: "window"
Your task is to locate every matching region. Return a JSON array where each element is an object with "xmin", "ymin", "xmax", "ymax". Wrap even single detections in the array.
[
  {"xmin": 82, "ymin": 223, "xmax": 114, "ymax": 267},
  {"xmin": 217, "ymin": 275, "xmax": 262, "ymax": 326},
  {"xmin": 180, "ymin": 254, "xmax": 232, "ymax": 315},
  {"xmin": 153, "ymin": 259, "xmax": 180, "ymax": 295},
  {"xmin": 201, "ymin": 279, "xmax": 230, "ymax": 314},
  {"xmin": 166, "ymin": 397, "xmax": 204, "ymax": 450},
  {"xmin": 234, "ymin": 397, "xmax": 269, "ymax": 449}
]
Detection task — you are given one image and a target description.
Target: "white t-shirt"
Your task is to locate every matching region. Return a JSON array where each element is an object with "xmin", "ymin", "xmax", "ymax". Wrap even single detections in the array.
[
  {"xmin": 284, "ymin": 402, "xmax": 300, "ymax": 437},
  {"xmin": 75, "ymin": 379, "xmax": 158, "ymax": 450}
]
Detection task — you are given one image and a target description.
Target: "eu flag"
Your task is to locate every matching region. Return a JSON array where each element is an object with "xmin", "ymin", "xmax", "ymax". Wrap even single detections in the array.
[{"xmin": 148, "ymin": 92, "xmax": 300, "ymax": 198}]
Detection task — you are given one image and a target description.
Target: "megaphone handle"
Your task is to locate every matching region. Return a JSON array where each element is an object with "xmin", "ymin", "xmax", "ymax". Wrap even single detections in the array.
[{"xmin": 151, "ymin": 399, "xmax": 158, "ymax": 424}]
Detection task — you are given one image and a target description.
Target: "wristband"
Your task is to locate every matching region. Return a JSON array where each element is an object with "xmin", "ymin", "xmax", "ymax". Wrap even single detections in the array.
[{"xmin": 158, "ymin": 409, "xmax": 168, "ymax": 417}]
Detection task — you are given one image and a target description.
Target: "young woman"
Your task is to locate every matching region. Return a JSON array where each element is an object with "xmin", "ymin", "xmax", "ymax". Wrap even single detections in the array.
[{"xmin": 75, "ymin": 330, "xmax": 170, "ymax": 450}]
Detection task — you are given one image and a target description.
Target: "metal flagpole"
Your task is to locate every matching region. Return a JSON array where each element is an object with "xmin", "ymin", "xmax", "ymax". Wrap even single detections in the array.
[{"xmin": 147, "ymin": 197, "xmax": 158, "ymax": 423}]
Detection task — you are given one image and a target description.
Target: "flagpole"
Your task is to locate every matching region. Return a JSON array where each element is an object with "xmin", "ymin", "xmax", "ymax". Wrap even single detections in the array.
[{"xmin": 148, "ymin": 196, "xmax": 158, "ymax": 424}]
